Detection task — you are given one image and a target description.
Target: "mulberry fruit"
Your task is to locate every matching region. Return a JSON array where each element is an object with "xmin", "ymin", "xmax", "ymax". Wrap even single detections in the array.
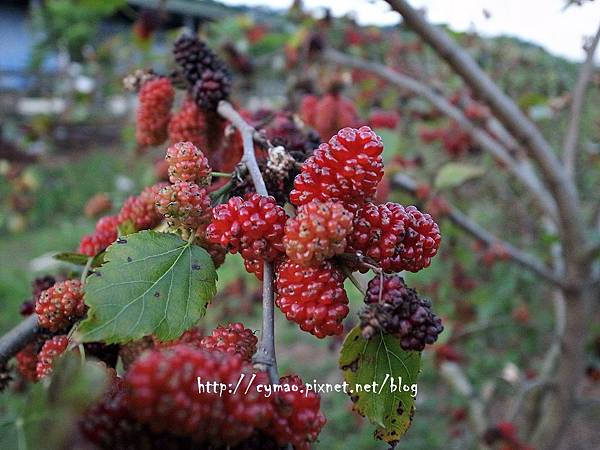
[
  {"xmin": 360, "ymin": 274, "xmax": 443, "ymax": 351},
  {"xmin": 270, "ymin": 375, "xmax": 326, "ymax": 450},
  {"xmin": 206, "ymin": 194, "xmax": 287, "ymax": 277},
  {"xmin": 155, "ymin": 181, "xmax": 211, "ymax": 229},
  {"xmin": 136, "ymin": 78, "xmax": 174, "ymax": 147},
  {"xmin": 36, "ymin": 335, "xmax": 69, "ymax": 379},
  {"xmin": 173, "ymin": 34, "xmax": 222, "ymax": 87},
  {"xmin": 79, "ymin": 215, "xmax": 119, "ymax": 256},
  {"xmin": 168, "ymin": 99, "xmax": 207, "ymax": 149},
  {"xmin": 118, "ymin": 183, "xmax": 168, "ymax": 231},
  {"xmin": 80, "ymin": 378, "xmax": 197, "ymax": 450},
  {"xmin": 396, "ymin": 205, "xmax": 441, "ymax": 272},
  {"xmin": 347, "ymin": 203, "xmax": 440, "ymax": 273},
  {"xmin": 16, "ymin": 342, "xmax": 39, "ymax": 381},
  {"xmin": 124, "ymin": 345, "xmax": 272, "ymax": 446},
  {"xmin": 165, "ymin": 141, "xmax": 211, "ymax": 185},
  {"xmin": 284, "ymin": 200, "xmax": 353, "ymax": 267},
  {"xmin": 35, "ymin": 279, "xmax": 86, "ymax": 332},
  {"xmin": 290, "ymin": 126, "xmax": 384, "ymax": 212},
  {"xmin": 192, "ymin": 68, "xmax": 232, "ymax": 111},
  {"xmin": 200, "ymin": 323, "xmax": 257, "ymax": 361},
  {"xmin": 275, "ymin": 259, "xmax": 349, "ymax": 338},
  {"xmin": 300, "ymin": 93, "xmax": 361, "ymax": 142}
]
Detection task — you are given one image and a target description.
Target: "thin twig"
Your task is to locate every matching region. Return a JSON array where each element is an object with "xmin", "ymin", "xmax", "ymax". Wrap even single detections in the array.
[
  {"xmin": 391, "ymin": 173, "xmax": 565, "ymax": 288},
  {"xmin": 507, "ymin": 291, "xmax": 566, "ymax": 422},
  {"xmin": 563, "ymin": 22, "xmax": 600, "ymax": 178},
  {"xmin": 323, "ymin": 48, "xmax": 558, "ymax": 221},
  {"xmin": 217, "ymin": 100, "xmax": 279, "ymax": 383},
  {"xmin": 440, "ymin": 361, "xmax": 488, "ymax": 443}
]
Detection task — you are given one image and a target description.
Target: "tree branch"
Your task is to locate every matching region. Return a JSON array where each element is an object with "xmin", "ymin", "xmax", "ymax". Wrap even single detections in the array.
[
  {"xmin": 217, "ymin": 100, "xmax": 279, "ymax": 383},
  {"xmin": 0, "ymin": 314, "xmax": 38, "ymax": 367},
  {"xmin": 384, "ymin": 0, "xmax": 585, "ymax": 280},
  {"xmin": 439, "ymin": 361, "xmax": 488, "ymax": 441},
  {"xmin": 392, "ymin": 173, "xmax": 565, "ymax": 288},
  {"xmin": 323, "ymin": 48, "xmax": 558, "ymax": 221},
  {"xmin": 563, "ymin": 23, "xmax": 600, "ymax": 178}
]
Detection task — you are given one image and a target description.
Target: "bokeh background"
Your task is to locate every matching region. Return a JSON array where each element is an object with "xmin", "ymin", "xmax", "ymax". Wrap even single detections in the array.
[{"xmin": 1, "ymin": 1, "xmax": 599, "ymax": 449}]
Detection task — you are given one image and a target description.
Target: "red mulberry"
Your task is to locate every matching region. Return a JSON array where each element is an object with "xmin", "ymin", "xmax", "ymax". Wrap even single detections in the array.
[
  {"xmin": 270, "ymin": 375, "xmax": 326, "ymax": 450},
  {"xmin": 206, "ymin": 194, "xmax": 287, "ymax": 277},
  {"xmin": 124, "ymin": 345, "xmax": 272, "ymax": 446},
  {"xmin": 200, "ymin": 322, "xmax": 257, "ymax": 361},
  {"xmin": 35, "ymin": 279, "xmax": 86, "ymax": 332},
  {"xmin": 284, "ymin": 200, "xmax": 353, "ymax": 267},
  {"xmin": 36, "ymin": 335, "xmax": 69, "ymax": 379},
  {"xmin": 275, "ymin": 259, "xmax": 349, "ymax": 338},
  {"xmin": 136, "ymin": 78, "xmax": 174, "ymax": 147},
  {"xmin": 290, "ymin": 126, "xmax": 384, "ymax": 212},
  {"xmin": 79, "ymin": 215, "xmax": 119, "ymax": 256},
  {"xmin": 165, "ymin": 141, "xmax": 211, "ymax": 185},
  {"xmin": 155, "ymin": 181, "xmax": 211, "ymax": 229},
  {"xmin": 118, "ymin": 183, "xmax": 168, "ymax": 231}
]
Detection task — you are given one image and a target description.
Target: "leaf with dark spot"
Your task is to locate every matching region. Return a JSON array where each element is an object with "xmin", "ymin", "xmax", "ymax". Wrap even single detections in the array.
[
  {"xmin": 77, "ymin": 231, "xmax": 217, "ymax": 343},
  {"xmin": 339, "ymin": 326, "xmax": 421, "ymax": 444}
]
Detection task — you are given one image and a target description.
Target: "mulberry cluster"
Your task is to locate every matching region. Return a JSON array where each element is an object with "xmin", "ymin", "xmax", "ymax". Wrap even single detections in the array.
[
  {"xmin": 346, "ymin": 202, "xmax": 441, "ymax": 273},
  {"xmin": 359, "ymin": 275, "xmax": 443, "ymax": 351},
  {"xmin": 118, "ymin": 183, "xmax": 168, "ymax": 231},
  {"xmin": 35, "ymin": 335, "xmax": 69, "ymax": 379},
  {"xmin": 206, "ymin": 194, "xmax": 287, "ymax": 278},
  {"xmin": 200, "ymin": 322, "xmax": 258, "ymax": 361},
  {"xmin": 136, "ymin": 77, "xmax": 175, "ymax": 146},
  {"xmin": 173, "ymin": 34, "xmax": 232, "ymax": 111},
  {"xmin": 284, "ymin": 200, "xmax": 353, "ymax": 267},
  {"xmin": 80, "ymin": 346, "xmax": 324, "ymax": 449},
  {"xmin": 165, "ymin": 141, "xmax": 211, "ymax": 185},
  {"xmin": 290, "ymin": 126, "xmax": 384, "ymax": 212},
  {"xmin": 35, "ymin": 279, "xmax": 86, "ymax": 332},
  {"xmin": 168, "ymin": 99, "xmax": 207, "ymax": 149},
  {"xmin": 124, "ymin": 345, "xmax": 273, "ymax": 446},
  {"xmin": 270, "ymin": 375, "xmax": 326, "ymax": 450},
  {"xmin": 79, "ymin": 214, "xmax": 119, "ymax": 257},
  {"xmin": 155, "ymin": 181, "xmax": 211, "ymax": 228},
  {"xmin": 300, "ymin": 93, "xmax": 361, "ymax": 142},
  {"xmin": 275, "ymin": 259, "xmax": 349, "ymax": 338}
]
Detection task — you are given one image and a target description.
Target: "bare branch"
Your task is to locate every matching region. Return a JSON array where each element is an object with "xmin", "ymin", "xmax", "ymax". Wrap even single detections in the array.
[
  {"xmin": 324, "ymin": 48, "xmax": 558, "ymax": 221},
  {"xmin": 392, "ymin": 174, "xmax": 565, "ymax": 288},
  {"xmin": 0, "ymin": 315, "xmax": 38, "ymax": 366},
  {"xmin": 563, "ymin": 23, "xmax": 600, "ymax": 178},
  {"xmin": 384, "ymin": 0, "xmax": 585, "ymax": 276},
  {"xmin": 217, "ymin": 100, "xmax": 279, "ymax": 383}
]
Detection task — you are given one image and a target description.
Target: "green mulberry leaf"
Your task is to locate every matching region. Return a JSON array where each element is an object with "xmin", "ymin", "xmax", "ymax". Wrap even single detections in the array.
[
  {"xmin": 77, "ymin": 231, "xmax": 217, "ymax": 343},
  {"xmin": 339, "ymin": 326, "xmax": 421, "ymax": 445}
]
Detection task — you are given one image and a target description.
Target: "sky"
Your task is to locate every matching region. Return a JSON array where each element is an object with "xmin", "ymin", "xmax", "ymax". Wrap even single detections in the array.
[{"xmin": 220, "ymin": 0, "xmax": 600, "ymax": 62}]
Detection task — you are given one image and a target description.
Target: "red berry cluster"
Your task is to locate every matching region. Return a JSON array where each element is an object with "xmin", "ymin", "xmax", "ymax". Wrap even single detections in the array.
[
  {"xmin": 35, "ymin": 335, "xmax": 69, "ymax": 379},
  {"xmin": 290, "ymin": 126, "xmax": 384, "ymax": 212},
  {"xmin": 206, "ymin": 193, "xmax": 288, "ymax": 279},
  {"xmin": 200, "ymin": 322, "xmax": 258, "ymax": 362},
  {"xmin": 300, "ymin": 93, "xmax": 361, "ymax": 141},
  {"xmin": 165, "ymin": 140, "xmax": 211, "ymax": 185},
  {"xmin": 155, "ymin": 181, "xmax": 212, "ymax": 229},
  {"xmin": 276, "ymin": 259, "xmax": 349, "ymax": 338},
  {"xmin": 79, "ymin": 215, "xmax": 119, "ymax": 257},
  {"xmin": 118, "ymin": 182, "xmax": 168, "ymax": 232},
  {"xmin": 80, "ymin": 342, "xmax": 325, "ymax": 449},
  {"xmin": 35, "ymin": 279, "xmax": 86, "ymax": 332},
  {"xmin": 284, "ymin": 200, "xmax": 353, "ymax": 267},
  {"xmin": 136, "ymin": 77, "xmax": 175, "ymax": 147},
  {"xmin": 347, "ymin": 202, "xmax": 441, "ymax": 273}
]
